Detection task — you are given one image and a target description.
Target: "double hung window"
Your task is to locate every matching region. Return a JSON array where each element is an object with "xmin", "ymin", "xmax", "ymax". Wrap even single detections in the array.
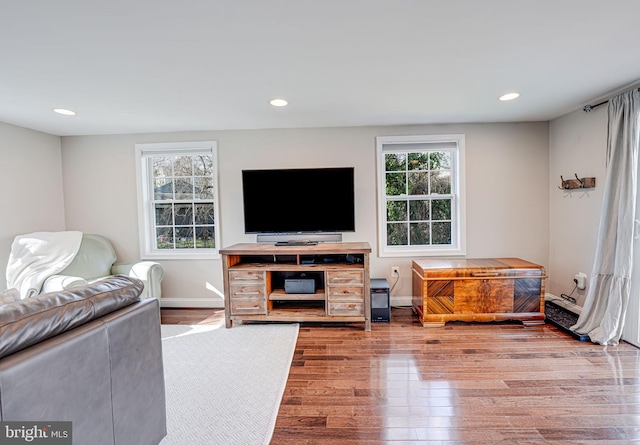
[
  {"xmin": 136, "ymin": 141, "xmax": 221, "ymax": 259},
  {"xmin": 376, "ymin": 134, "xmax": 466, "ymax": 257}
]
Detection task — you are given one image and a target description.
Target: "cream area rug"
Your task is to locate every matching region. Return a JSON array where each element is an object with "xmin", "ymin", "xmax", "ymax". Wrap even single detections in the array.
[{"xmin": 159, "ymin": 323, "xmax": 299, "ymax": 445}]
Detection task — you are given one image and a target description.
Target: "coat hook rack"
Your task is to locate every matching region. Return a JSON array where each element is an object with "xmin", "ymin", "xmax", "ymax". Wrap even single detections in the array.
[{"xmin": 559, "ymin": 174, "xmax": 596, "ymax": 190}]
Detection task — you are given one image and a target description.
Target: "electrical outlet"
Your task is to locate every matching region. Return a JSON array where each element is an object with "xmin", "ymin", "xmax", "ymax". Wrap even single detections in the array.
[
  {"xmin": 391, "ymin": 266, "xmax": 400, "ymax": 277},
  {"xmin": 574, "ymin": 272, "xmax": 587, "ymax": 290}
]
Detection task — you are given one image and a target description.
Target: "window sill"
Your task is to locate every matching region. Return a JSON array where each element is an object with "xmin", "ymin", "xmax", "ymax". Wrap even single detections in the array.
[
  {"xmin": 379, "ymin": 246, "xmax": 466, "ymax": 258},
  {"xmin": 141, "ymin": 251, "xmax": 221, "ymax": 261}
]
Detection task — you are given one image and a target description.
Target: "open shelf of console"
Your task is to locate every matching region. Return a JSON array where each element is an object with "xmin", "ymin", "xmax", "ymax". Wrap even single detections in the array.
[
  {"xmin": 221, "ymin": 242, "xmax": 372, "ymax": 331},
  {"xmin": 269, "ymin": 289, "xmax": 325, "ymax": 301}
]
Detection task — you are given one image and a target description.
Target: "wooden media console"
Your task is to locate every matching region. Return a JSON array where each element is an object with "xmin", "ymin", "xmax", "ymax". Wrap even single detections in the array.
[{"xmin": 221, "ymin": 242, "xmax": 372, "ymax": 331}]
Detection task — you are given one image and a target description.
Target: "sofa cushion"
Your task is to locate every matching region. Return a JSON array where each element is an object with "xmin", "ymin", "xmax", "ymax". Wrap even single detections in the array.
[{"xmin": 0, "ymin": 275, "xmax": 143, "ymax": 359}]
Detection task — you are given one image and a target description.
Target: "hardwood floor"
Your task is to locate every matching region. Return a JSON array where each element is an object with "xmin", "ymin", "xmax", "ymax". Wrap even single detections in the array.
[{"xmin": 161, "ymin": 307, "xmax": 640, "ymax": 444}]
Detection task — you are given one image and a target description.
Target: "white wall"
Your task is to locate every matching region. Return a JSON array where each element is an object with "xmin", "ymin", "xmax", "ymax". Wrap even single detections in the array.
[
  {"xmin": 0, "ymin": 108, "xmax": 616, "ymax": 311},
  {"xmin": 0, "ymin": 122, "xmax": 65, "ymax": 289},
  {"xmin": 548, "ymin": 106, "xmax": 608, "ymax": 306},
  {"xmin": 61, "ymin": 122, "xmax": 549, "ymax": 307}
]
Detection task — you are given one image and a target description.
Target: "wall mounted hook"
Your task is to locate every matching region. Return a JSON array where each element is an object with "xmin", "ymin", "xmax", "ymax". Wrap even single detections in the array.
[{"xmin": 559, "ymin": 174, "xmax": 596, "ymax": 190}]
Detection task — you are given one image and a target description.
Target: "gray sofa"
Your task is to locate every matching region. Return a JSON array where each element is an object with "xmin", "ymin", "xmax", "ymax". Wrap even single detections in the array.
[{"xmin": 0, "ymin": 275, "xmax": 167, "ymax": 445}]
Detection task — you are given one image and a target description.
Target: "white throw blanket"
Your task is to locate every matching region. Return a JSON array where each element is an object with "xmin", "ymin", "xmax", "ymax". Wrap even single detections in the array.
[{"xmin": 6, "ymin": 231, "xmax": 83, "ymax": 299}]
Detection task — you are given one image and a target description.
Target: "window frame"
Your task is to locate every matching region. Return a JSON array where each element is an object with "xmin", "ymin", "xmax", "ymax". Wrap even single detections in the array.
[
  {"xmin": 135, "ymin": 141, "xmax": 221, "ymax": 260},
  {"xmin": 376, "ymin": 134, "xmax": 466, "ymax": 258}
]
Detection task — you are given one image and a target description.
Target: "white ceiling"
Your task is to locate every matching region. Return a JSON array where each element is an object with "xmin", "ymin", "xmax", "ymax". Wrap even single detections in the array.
[{"xmin": 1, "ymin": 0, "xmax": 640, "ymax": 136}]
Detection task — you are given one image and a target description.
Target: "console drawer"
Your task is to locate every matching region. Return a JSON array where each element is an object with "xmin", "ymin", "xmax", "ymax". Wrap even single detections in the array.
[
  {"xmin": 229, "ymin": 270, "xmax": 266, "ymax": 284},
  {"xmin": 326, "ymin": 270, "xmax": 364, "ymax": 285},
  {"xmin": 327, "ymin": 301, "xmax": 364, "ymax": 316},
  {"xmin": 327, "ymin": 286, "xmax": 363, "ymax": 301},
  {"xmin": 229, "ymin": 284, "xmax": 267, "ymax": 300},
  {"xmin": 230, "ymin": 299, "xmax": 267, "ymax": 315}
]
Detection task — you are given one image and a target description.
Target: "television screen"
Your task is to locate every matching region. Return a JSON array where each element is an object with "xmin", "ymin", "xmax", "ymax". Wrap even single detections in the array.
[{"xmin": 242, "ymin": 167, "xmax": 355, "ymax": 234}]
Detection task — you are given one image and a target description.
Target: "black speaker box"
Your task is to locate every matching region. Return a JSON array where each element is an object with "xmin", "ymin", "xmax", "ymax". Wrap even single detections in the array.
[
  {"xmin": 284, "ymin": 278, "xmax": 316, "ymax": 294},
  {"xmin": 371, "ymin": 278, "xmax": 390, "ymax": 322}
]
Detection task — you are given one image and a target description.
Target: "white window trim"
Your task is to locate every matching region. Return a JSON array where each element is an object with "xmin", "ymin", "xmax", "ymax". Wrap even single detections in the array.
[
  {"xmin": 376, "ymin": 134, "xmax": 466, "ymax": 258},
  {"xmin": 135, "ymin": 141, "xmax": 221, "ymax": 260}
]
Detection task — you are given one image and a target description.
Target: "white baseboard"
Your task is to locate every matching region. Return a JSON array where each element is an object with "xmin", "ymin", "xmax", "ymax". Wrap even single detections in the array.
[
  {"xmin": 391, "ymin": 295, "xmax": 413, "ymax": 307},
  {"xmin": 160, "ymin": 298, "xmax": 224, "ymax": 309}
]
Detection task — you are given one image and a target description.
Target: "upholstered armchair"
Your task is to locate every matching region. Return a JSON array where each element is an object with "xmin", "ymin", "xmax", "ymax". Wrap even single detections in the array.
[{"xmin": 40, "ymin": 234, "xmax": 163, "ymax": 299}]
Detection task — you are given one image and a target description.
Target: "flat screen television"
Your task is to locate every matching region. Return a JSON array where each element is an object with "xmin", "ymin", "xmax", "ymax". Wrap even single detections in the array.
[{"xmin": 242, "ymin": 167, "xmax": 355, "ymax": 234}]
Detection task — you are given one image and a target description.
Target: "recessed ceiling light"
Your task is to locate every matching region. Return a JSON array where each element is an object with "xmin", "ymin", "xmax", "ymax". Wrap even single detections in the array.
[
  {"xmin": 53, "ymin": 108, "xmax": 76, "ymax": 116},
  {"xmin": 270, "ymin": 99, "xmax": 288, "ymax": 107},
  {"xmin": 499, "ymin": 93, "xmax": 520, "ymax": 101}
]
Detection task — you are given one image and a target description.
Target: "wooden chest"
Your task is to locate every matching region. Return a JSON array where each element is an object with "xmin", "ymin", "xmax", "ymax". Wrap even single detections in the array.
[{"xmin": 412, "ymin": 258, "xmax": 546, "ymax": 327}]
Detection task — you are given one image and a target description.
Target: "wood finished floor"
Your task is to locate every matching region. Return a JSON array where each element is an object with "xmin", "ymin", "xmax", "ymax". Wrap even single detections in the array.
[{"xmin": 161, "ymin": 307, "xmax": 640, "ymax": 444}]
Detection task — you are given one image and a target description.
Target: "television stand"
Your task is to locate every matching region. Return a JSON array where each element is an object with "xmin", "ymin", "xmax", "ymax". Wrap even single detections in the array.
[{"xmin": 221, "ymin": 242, "xmax": 372, "ymax": 331}]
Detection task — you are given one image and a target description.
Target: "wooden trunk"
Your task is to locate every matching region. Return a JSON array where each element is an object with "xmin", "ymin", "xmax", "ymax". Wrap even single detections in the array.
[{"xmin": 412, "ymin": 258, "xmax": 546, "ymax": 327}]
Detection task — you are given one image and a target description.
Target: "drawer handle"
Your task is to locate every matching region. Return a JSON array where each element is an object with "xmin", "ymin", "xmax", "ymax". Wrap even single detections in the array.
[
  {"xmin": 471, "ymin": 272, "xmax": 500, "ymax": 277},
  {"xmin": 234, "ymin": 276, "xmax": 261, "ymax": 281},
  {"xmin": 332, "ymin": 292, "xmax": 360, "ymax": 296},
  {"xmin": 234, "ymin": 306, "xmax": 261, "ymax": 311},
  {"xmin": 235, "ymin": 291, "xmax": 261, "ymax": 295},
  {"xmin": 331, "ymin": 277, "xmax": 359, "ymax": 282}
]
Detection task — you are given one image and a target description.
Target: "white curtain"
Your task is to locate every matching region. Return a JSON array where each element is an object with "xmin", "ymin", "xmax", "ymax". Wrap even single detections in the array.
[{"xmin": 571, "ymin": 89, "xmax": 640, "ymax": 345}]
